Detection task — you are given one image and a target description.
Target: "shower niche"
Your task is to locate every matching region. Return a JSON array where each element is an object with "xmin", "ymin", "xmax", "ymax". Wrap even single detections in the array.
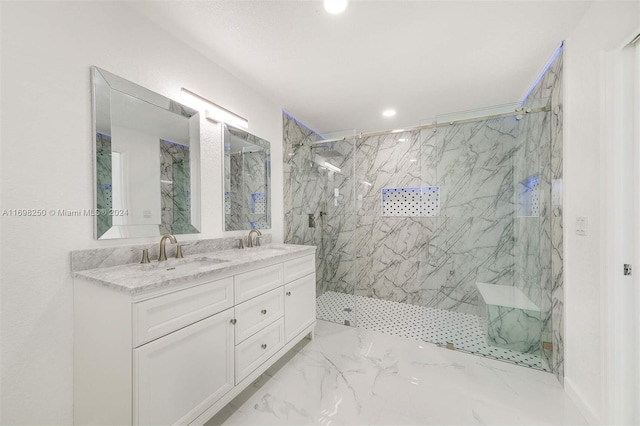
[
  {"xmin": 517, "ymin": 174, "xmax": 541, "ymax": 217},
  {"xmin": 381, "ymin": 186, "xmax": 440, "ymax": 217}
]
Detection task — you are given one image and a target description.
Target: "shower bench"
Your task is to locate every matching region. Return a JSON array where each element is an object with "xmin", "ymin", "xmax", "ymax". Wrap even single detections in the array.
[{"xmin": 476, "ymin": 282, "xmax": 542, "ymax": 355}]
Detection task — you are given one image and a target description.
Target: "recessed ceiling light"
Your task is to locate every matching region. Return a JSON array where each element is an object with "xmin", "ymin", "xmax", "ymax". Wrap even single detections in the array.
[
  {"xmin": 324, "ymin": 0, "xmax": 348, "ymax": 14},
  {"xmin": 398, "ymin": 138, "xmax": 407, "ymax": 142},
  {"xmin": 382, "ymin": 109, "xmax": 396, "ymax": 117}
]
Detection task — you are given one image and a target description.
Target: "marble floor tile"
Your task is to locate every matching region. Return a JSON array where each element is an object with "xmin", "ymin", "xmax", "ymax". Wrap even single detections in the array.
[{"xmin": 207, "ymin": 320, "xmax": 585, "ymax": 426}]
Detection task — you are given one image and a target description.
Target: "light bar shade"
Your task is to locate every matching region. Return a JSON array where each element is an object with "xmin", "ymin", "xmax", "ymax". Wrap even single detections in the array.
[{"xmin": 181, "ymin": 87, "xmax": 249, "ymax": 129}]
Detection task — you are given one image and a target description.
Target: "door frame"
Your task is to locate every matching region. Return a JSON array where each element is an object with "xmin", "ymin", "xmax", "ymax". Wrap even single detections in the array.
[{"xmin": 602, "ymin": 29, "xmax": 640, "ymax": 425}]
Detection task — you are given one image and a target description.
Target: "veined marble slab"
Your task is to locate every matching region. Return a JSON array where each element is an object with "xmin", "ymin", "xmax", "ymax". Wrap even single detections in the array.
[
  {"xmin": 477, "ymin": 282, "xmax": 542, "ymax": 355},
  {"xmin": 476, "ymin": 282, "xmax": 540, "ymax": 311},
  {"xmin": 72, "ymin": 243, "xmax": 315, "ymax": 295},
  {"xmin": 70, "ymin": 235, "xmax": 274, "ymax": 272}
]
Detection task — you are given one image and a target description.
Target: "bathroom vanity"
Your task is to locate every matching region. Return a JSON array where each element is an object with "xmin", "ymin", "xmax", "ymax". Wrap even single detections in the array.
[{"xmin": 72, "ymin": 243, "xmax": 316, "ymax": 425}]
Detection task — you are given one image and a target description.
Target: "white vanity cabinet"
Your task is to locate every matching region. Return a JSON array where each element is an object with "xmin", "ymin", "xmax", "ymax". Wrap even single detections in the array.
[{"xmin": 74, "ymin": 251, "xmax": 316, "ymax": 426}]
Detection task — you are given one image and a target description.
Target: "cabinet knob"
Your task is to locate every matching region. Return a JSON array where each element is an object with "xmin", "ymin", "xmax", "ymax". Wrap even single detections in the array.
[
  {"xmin": 286, "ymin": 291, "xmax": 292, "ymax": 296},
  {"xmin": 230, "ymin": 319, "xmax": 237, "ymax": 325},
  {"xmin": 261, "ymin": 309, "xmax": 267, "ymax": 315},
  {"xmin": 261, "ymin": 343, "xmax": 267, "ymax": 350}
]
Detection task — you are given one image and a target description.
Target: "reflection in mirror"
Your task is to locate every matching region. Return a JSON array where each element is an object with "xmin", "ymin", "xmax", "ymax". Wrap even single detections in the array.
[
  {"xmin": 92, "ymin": 67, "xmax": 201, "ymax": 239},
  {"xmin": 224, "ymin": 124, "xmax": 271, "ymax": 231}
]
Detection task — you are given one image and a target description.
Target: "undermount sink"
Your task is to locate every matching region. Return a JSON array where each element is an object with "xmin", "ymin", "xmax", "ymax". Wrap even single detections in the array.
[
  {"xmin": 141, "ymin": 257, "xmax": 228, "ymax": 273},
  {"xmin": 163, "ymin": 258, "xmax": 228, "ymax": 272},
  {"xmin": 236, "ymin": 246, "xmax": 288, "ymax": 254}
]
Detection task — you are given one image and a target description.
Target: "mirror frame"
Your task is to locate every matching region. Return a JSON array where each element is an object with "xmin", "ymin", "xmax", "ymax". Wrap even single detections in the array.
[
  {"xmin": 91, "ymin": 66, "xmax": 201, "ymax": 239},
  {"xmin": 223, "ymin": 123, "xmax": 271, "ymax": 231}
]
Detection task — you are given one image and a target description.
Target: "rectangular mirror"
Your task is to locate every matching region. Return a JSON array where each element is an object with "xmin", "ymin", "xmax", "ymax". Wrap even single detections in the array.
[
  {"xmin": 92, "ymin": 66, "xmax": 201, "ymax": 239},
  {"xmin": 223, "ymin": 124, "xmax": 271, "ymax": 231}
]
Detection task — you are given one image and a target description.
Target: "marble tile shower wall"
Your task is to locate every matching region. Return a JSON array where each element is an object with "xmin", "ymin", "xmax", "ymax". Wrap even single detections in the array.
[
  {"xmin": 226, "ymin": 150, "xmax": 270, "ymax": 230},
  {"xmin": 244, "ymin": 149, "xmax": 270, "ymax": 229},
  {"xmin": 522, "ymin": 50, "xmax": 564, "ymax": 382},
  {"xmin": 283, "ymin": 113, "xmax": 330, "ymax": 296},
  {"xmin": 95, "ymin": 133, "xmax": 112, "ymax": 237},
  {"xmin": 419, "ymin": 119, "xmax": 519, "ymax": 316},
  {"xmin": 352, "ymin": 119, "xmax": 518, "ymax": 316},
  {"xmin": 356, "ymin": 131, "xmax": 435, "ymax": 306},
  {"xmin": 160, "ymin": 140, "xmax": 191, "ymax": 234},
  {"xmin": 226, "ymin": 153, "xmax": 244, "ymax": 230}
]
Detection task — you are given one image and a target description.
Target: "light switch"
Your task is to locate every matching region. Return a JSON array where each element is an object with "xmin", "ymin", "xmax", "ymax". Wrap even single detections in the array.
[{"xmin": 576, "ymin": 216, "xmax": 588, "ymax": 236}]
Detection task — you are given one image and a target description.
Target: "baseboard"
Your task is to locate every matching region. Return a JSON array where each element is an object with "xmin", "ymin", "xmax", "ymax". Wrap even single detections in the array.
[{"xmin": 564, "ymin": 376, "xmax": 601, "ymax": 425}]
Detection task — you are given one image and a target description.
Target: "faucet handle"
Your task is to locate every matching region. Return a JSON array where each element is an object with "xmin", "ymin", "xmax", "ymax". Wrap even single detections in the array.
[
  {"xmin": 175, "ymin": 245, "xmax": 184, "ymax": 259},
  {"xmin": 140, "ymin": 248, "xmax": 151, "ymax": 264},
  {"xmin": 255, "ymin": 236, "xmax": 263, "ymax": 247},
  {"xmin": 238, "ymin": 238, "xmax": 244, "ymax": 249}
]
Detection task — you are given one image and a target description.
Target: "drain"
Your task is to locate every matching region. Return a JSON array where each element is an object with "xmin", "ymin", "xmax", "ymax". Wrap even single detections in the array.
[{"xmin": 343, "ymin": 308, "xmax": 353, "ymax": 313}]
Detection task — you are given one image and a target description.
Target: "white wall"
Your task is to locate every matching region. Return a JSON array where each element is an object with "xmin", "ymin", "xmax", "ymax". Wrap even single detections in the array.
[
  {"xmin": 563, "ymin": 2, "xmax": 639, "ymax": 423},
  {"xmin": 0, "ymin": 2, "xmax": 283, "ymax": 423}
]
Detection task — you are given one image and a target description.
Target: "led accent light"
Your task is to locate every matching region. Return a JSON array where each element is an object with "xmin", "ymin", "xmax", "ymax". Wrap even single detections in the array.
[
  {"xmin": 324, "ymin": 0, "xmax": 348, "ymax": 14},
  {"xmin": 181, "ymin": 87, "xmax": 249, "ymax": 129},
  {"xmin": 382, "ymin": 109, "xmax": 396, "ymax": 117}
]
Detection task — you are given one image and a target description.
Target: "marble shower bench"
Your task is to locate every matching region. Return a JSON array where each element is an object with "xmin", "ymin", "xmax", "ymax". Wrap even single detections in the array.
[{"xmin": 476, "ymin": 282, "xmax": 542, "ymax": 355}]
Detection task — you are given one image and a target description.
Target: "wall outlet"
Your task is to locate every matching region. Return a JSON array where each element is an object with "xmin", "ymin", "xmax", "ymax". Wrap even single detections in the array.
[{"xmin": 576, "ymin": 216, "xmax": 588, "ymax": 236}]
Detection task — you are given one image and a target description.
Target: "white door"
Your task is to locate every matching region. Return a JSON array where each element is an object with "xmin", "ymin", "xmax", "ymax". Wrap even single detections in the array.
[
  {"xmin": 605, "ymin": 31, "xmax": 640, "ymax": 425},
  {"xmin": 284, "ymin": 274, "xmax": 316, "ymax": 341},
  {"xmin": 134, "ymin": 308, "xmax": 234, "ymax": 425}
]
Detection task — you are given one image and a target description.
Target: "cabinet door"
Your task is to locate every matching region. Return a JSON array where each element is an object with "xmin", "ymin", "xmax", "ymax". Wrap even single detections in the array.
[
  {"xmin": 134, "ymin": 309, "xmax": 234, "ymax": 426},
  {"xmin": 284, "ymin": 274, "xmax": 316, "ymax": 342}
]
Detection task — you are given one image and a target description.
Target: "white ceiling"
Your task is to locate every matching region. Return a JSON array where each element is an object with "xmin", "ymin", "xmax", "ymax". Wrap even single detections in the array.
[{"xmin": 128, "ymin": 1, "xmax": 592, "ymax": 135}]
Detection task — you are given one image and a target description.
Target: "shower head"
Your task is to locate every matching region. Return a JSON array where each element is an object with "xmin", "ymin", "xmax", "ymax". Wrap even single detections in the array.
[{"xmin": 312, "ymin": 149, "xmax": 343, "ymax": 159}]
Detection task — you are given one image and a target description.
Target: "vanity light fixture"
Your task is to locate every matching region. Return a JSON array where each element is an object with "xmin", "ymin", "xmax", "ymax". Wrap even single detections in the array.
[
  {"xmin": 324, "ymin": 0, "xmax": 348, "ymax": 14},
  {"xmin": 382, "ymin": 109, "xmax": 396, "ymax": 117},
  {"xmin": 181, "ymin": 87, "xmax": 249, "ymax": 129}
]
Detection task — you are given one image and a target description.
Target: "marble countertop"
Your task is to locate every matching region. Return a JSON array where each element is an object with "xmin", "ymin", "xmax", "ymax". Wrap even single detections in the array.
[{"xmin": 73, "ymin": 243, "xmax": 316, "ymax": 295}]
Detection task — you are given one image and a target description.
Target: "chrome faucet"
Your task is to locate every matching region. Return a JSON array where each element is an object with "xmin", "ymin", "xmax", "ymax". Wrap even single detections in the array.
[
  {"xmin": 247, "ymin": 229, "xmax": 262, "ymax": 248},
  {"xmin": 158, "ymin": 234, "xmax": 177, "ymax": 261}
]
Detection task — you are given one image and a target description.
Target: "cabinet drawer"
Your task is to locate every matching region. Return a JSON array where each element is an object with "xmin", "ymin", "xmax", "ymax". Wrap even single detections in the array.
[
  {"xmin": 133, "ymin": 277, "xmax": 234, "ymax": 347},
  {"xmin": 235, "ymin": 318, "xmax": 285, "ymax": 383},
  {"xmin": 235, "ymin": 288, "xmax": 284, "ymax": 344},
  {"xmin": 235, "ymin": 263, "xmax": 283, "ymax": 304},
  {"xmin": 283, "ymin": 254, "xmax": 315, "ymax": 283}
]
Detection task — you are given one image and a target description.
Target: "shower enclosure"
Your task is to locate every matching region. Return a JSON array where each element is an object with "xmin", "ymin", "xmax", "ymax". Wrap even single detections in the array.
[{"xmin": 284, "ymin": 96, "xmax": 558, "ymax": 372}]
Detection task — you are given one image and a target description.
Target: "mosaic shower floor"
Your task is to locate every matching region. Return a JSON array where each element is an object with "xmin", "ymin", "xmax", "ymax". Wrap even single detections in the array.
[{"xmin": 316, "ymin": 290, "xmax": 550, "ymax": 372}]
